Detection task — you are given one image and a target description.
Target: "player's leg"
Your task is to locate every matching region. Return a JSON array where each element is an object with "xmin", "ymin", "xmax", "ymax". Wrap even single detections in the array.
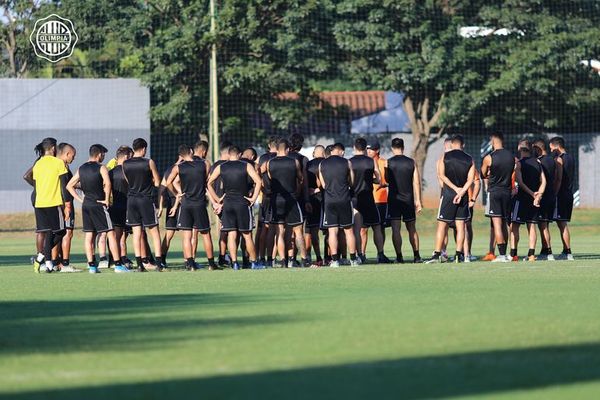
[
  {"xmin": 146, "ymin": 225, "xmax": 163, "ymax": 263},
  {"xmin": 482, "ymin": 219, "xmax": 496, "ymax": 261},
  {"xmin": 227, "ymin": 230, "xmax": 239, "ymax": 267},
  {"xmin": 161, "ymin": 229, "xmax": 176, "ymax": 266},
  {"xmin": 309, "ymin": 226, "xmax": 322, "ymax": 265},
  {"xmin": 491, "ymin": 217, "xmax": 508, "ymax": 259},
  {"xmin": 526, "ymin": 222, "xmax": 537, "ymax": 261},
  {"xmin": 343, "ymin": 225, "xmax": 357, "ymax": 265},
  {"xmin": 192, "ymin": 228, "xmax": 199, "ymax": 259},
  {"xmin": 454, "ymin": 220, "xmax": 466, "ymax": 260},
  {"xmin": 275, "ymin": 223, "xmax": 286, "ymax": 263},
  {"xmin": 510, "ymin": 222, "xmax": 520, "ymax": 261},
  {"xmin": 426, "ymin": 220, "xmax": 449, "ymax": 263},
  {"xmin": 60, "ymin": 228, "xmax": 73, "ymax": 268},
  {"xmin": 352, "ymin": 208, "xmax": 363, "ymax": 255},
  {"xmin": 327, "ymin": 226, "xmax": 340, "ymax": 267},
  {"xmin": 182, "ymin": 229, "xmax": 194, "ymax": 269},
  {"xmin": 106, "ymin": 230, "xmax": 128, "ymax": 271},
  {"xmin": 96, "ymin": 231, "xmax": 109, "ymax": 268},
  {"xmin": 84, "ymin": 231, "xmax": 96, "ymax": 267},
  {"xmin": 390, "ymin": 220, "xmax": 403, "ymax": 262},
  {"xmin": 465, "ymin": 219, "xmax": 473, "ymax": 260},
  {"xmin": 405, "ymin": 220, "xmax": 421, "ymax": 263},
  {"xmin": 557, "ymin": 221, "xmax": 572, "ymax": 257},
  {"xmin": 241, "ymin": 231, "xmax": 257, "ymax": 266},
  {"xmin": 292, "ymin": 224, "xmax": 308, "ymax": 265}
]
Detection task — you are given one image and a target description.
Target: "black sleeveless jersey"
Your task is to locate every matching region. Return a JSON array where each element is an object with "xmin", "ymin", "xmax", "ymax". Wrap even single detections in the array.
[
  {"xmin": 307, "ymin": 157, "xmax": 324, "ymax": 190},
  {"xmin": 179, "ymin": 159, "xmax": 207, "ymax": 206},
  {"xmin": 320, "ymin": 155, "xmax": 351, "ymax": 202},
  {"xmin": 258, "ymin": 152, "xmax": 276, "ymax": 195},
  {"xmin": 350, "ymin": 154, "xmax": 375, "ymax": 197},
  {"xmin": 558, "ymin": 152, "xmax": 575, "ymax": 195},
  {"xmin": 210, "ymin": 159, "xmax": 226, "ymax": 197},
  {"xmin": 538, "ymin": 154, "xmax": 556, "ymax": 196},
  {"xmin": 387, "ymin": 155, "xmax": 415, "ymax": 203},
  {"xmin": 123, "ymin": 157, "xmax": 154, "ymax": 197},
  {"xmin": 517, "ymin": 157, "xmax": 542, "ymax": 201},
  {"xmin": 268, "ymin": 156, "xmax": 298, "ymax": 200},
  {"xmin": 488, "ymin": 149, "xmax": 515, "ymax": 192},
  {"xmin": 443, "ymin": 150, "xmax": 473, "ymax": 195},
  {"xmin": 109, "ymin": 165, "xmax": 128, "ymax": 209},
  {"xmin": 79, "ymin": 161, "xmax": 105, "ymax": 204},
  {"xmin": 162, "ymin": 164, "xmax": 177, "ymax": 207},
  {"xmin": 221, "ymin": 160, "xmax": 250, "ymax": 204},
  {"xmin": 64, "ymin": 166, "xmax": 74, "ymax": 202},
  {"xmin": 289, "ymin": 151, "xmax": 309, "ymax": 196}
]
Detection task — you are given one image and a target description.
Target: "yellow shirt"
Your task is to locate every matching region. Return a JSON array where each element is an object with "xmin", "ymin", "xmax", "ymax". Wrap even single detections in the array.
[
  {"xmin": 32, "ymin": 156, "xmax": 68, "ymax": 208},
  {"xmin": 106, "ymin": 158, "xmax": 117, "ymax": 171}
]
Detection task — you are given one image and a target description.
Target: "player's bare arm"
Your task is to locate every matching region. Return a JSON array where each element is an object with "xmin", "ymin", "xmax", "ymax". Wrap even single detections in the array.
[{"xmin": 66, "ymin": 170, "xmax": 84, "ymax": 204}]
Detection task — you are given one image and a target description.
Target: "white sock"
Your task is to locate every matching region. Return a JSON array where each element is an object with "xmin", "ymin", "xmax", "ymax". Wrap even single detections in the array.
[{"xmin": 36, "ymin": 253, "xmax": 45, "ymax": 262}]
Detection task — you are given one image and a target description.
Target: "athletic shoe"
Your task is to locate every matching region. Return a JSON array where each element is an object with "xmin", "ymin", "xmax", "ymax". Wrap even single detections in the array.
[
  {"xmin": 251, "ymin": 262, "xmax": 264, "ymax": 270},
  {"xmin": 114, "ymin": 265, "xmax": 131, "ymax": 273},
  {"xmin": 232, "ymin": 262, "xmax": 240, "ymax": 271},
  {"xmin": 39, "ymin": 264, "xmax": 51, "ymax": 273},
  {"xmin": 330, "ymin": 260, "xmax": 340, "ymax": 268},
  {"xmin": 33, "ymin": 259, "xmax": 42, "ymax": 274},
  {"xmin": 88, "ymin": 266, "xmax": 99, "ymax": 274},
  {"xmin": 468, "ymin": 255, "xmax": 478, "ymax": 262},
  {"xmin": 413, "ymin": 257, "xmax": 423, "ymax": 264},
  {"xmin": 350, "ymin": 259, "xmax": 360, "ymax": 267},
  {"xmin": 339, "ymin": 258, "xmax": 350, "ymax": 266},
  {"xmin": 123, "ymin": 258, "xmax": 134, "ymax": 269},
  {"xmin": 142, "ymin": 261, "xmax": 156, "ymax": 270},
  {"xmin": 396, "ymin": 257, "xmax": 405, "ymax": 264},
  {"xmin": 425, "ymin": 257, "xmax": 441, "ymax": 264},
  {"xmin": 360, "ymin": 254, "xmax": 368, "ymax": 264},
  {"xmin": 536, "ymin": 253, "xmax": 548, "ymax": 261},
  {"xmin": 481, "ymin": 252, "xmax": 496, "ymax": 261},
  {"xmin": 511, "ymin": 256, "xmax": 519, "ymax": 262},
  {"xmin": 194, "ymin": 261, "xmax": 205, "ymax": 269},
  {"xmin": 136, "ymin": 265, "xmax": 148, "ymax": 272},
  {"xmin": 208, "ymin": 263, "xmax": 222, "ymax": 271},
  {"xmin": 464, "ymin": 256, "xmax": 471, "ymax": 263},
  {"xmin": 492, "ymin": 255, "xmax": 511, "ymax": 263},
  {"xmin": 377, "ymin": 254, "xmax": 391, "ymax": 264},
  {"xmin": 454, "ymin": 254, "xmax": 464, "ymax": 263},
  {"xmin": 60, "ymin": 265, "xmax": 81, "ymax": 273},
  {"xmin": 157, "ymin": 262, "xmax": 167, "ymax": 272},
  {"xmin": 556, "ymin": 252, "xmax": 575, "ymax": 261},
  {"xmin": 98, "ymin": 260, "xmax": 109, "ymax": 269},
  {"xmin": 546, "ymin": 253, "xmax": 555, "ymax": 261},
  {"xmin": 524, "ymin": 255, "xmax": 536, "ymax": 262}
]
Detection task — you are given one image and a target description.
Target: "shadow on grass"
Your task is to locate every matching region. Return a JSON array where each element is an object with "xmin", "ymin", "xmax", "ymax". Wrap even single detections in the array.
[
  {"xmin": 0, "ymin": 294, "xmax": 306, "ymax": 355},
  {"xmin": 2, "ymin": 342, "xmax": 600, "ymax": 399}
]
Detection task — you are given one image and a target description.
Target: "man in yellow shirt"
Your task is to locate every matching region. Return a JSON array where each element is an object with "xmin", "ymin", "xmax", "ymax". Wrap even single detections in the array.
[{"xmin": 31, "ymin": 137, "xmax": 69, "ymax": 273}]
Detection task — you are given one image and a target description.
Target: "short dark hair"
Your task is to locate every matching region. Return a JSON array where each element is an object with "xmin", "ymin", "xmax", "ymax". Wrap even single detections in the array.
[
  {"xmin": 288, "ymin": 133, "xmax": 304, "ymax": 151},
  {"xmin": 58, "ymin": 142, "xmax": 74, "ymax": 154},
  {"xmin": 116, "ymin": 145, "xmax": 133, "ymax": 158},
  {"xmin": 451, "ymin": 134, "xmax": 464, "ymax": 146},
  {"xmin": 549, "ymin": 136, "xmax": 566, "ymax": 149},
  {"xmin": 178, "ymin": 144, "xmax": 193, "ymax": 157},
  {"xmin": 354, "ymin": 137, "xmax": 367, "ymax": 151},
  {"xmin": 132, "ymin": 138, "xmax": 147, "ymax": 151},
  {"xmin": 490, "ymin": 132, "xmax": 504, "ymax": 142},
  {"xmin": 89, "ymin": 144, "xmax": 108, "ymax": 157},
  {"xmin": 229, "ymin": 145, "xmax": 241, "ymax": 155},
  {"xmin": 243, "ymin": 147, "xmax": 258, "ymax": 161},
  {"xmin": 391, "ymin": 138, "xmax": 404, "ymax": 149},
  {"xmin": 332, "ymin": 142, "xmax": 345, "ymax": 152},
  {"xmin": 276, "ymin": 138, "xmax": 290, "ymax": 150},
  {"xmin": 267, "ymin": 135, "xmax": 280, "ymax": 148},
  {"xmin": 220, "ymin": 140, "xmax": 233, "ymax": 153},
  {"xmin": 324, "ymin": 145, "xmax": 333, "ymax": 157},
  {"xmin": 533, "ymin": 138, "xmax": 547, "ymax": 150},
  {"xmin": 194, "ymin": 140, "xmax": 209, "ymax": 152}
]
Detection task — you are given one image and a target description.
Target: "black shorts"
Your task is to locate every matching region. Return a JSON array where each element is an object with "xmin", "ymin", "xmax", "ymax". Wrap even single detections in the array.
[
  {"xmin": 35, "ymin": 206, "xmax": 65, "ymax": 233},
  {"xmin": 387, "ymin": 199, "xmax": 416, "ymax": 222},
  {"xmin": 554, "ymin": 192, "xmax": 573, "ymax": 222},
  {"xmin": 467, "ymin": 206, "xmax": 474, "ymax": 222},
  {"xmin": 485, "ymin": 190, "xmax": 512, "ymax": 220},
  {"xmin": 221, "ymin": 202, "xmax": 253, "ymax": 232},
  {"xmin": 537, "ymin": 194, "xmax": 556, "ymax": 222},
  {"xmin": 376, "ymin": 203, "xmax": 390, "ymax": 227},
  {"xmin": 511, "ymin": 198, "xmax": 538, "ymax": 224},
  {"xmin": 165, "ymin": 208, "xmax": 178, "ymax": 231},
  {"xmin": 437, "ymin": 192, "xmax": 470, "ymax": 222},
  {"xmin": 82, "ymin": 203, "xmax": 113, "ymax": 233},
  {"xmin": 177, "ymin": 204, "xmax": 210, "ymax": 232},
  {"xmin": 322, "ymin": 199, "xmax": 353, "ymax": 228},
  {"xmin": 306, "ymin": 195, "xmax": 322, "ymax": 228},
  {"xmin": 109, "ymin": 206, "xmax": 127, "ymax": 227},
  {"xmin": 353, "ymin": 192, "xmax": 380, "ymax": 226},
  {"xmin": 270, "ymin": 196, "xmax": 304, "ymax": 226},
  {"xmin": 126, "ymin": 196, "xmax": 159, "ymax": 228},
  {"xmin": 259, "ymin": 196, "xmax": 272, "ymax": 224}
]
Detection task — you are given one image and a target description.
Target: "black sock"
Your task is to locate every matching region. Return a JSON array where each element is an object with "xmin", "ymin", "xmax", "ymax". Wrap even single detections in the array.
[
  {"xmin": 121, "ymin": 256, "xmax": 128, "ymax": 264},
  {"xmin": 564, "ymin": 248, "xmax": 571, "ymax": 254},
  {"xmin": 136, "ymin": 257, "xmax": 143, "ymax": 267},
  {"xmin": 142, "ymin": 257, "xmax": 149, "ymax": 264},
  {"xmin": 88, "ymin": 261, "xmax": 95, "ymax": 267},
  {"xmin": 396, "ymin": 253, "xmax": 403, "ymax": 260},
  {"xmin": 528, "ymin": 248, "xmax": 535, "ymax": 257},
  {"xmin": 540, "ymin": 247, "xmax": 548, "ymax": 255},
  {"xmin": 350, "ymin": 253, "xmax": 357, "ymax": 261},
  {"xmin": 455, "ymin": 251, "xmax": 463, "ymax": 259},
  {"xmin": 332, "ymin": 254, "xmax": 340, "ymax": 261},
  {"xmin": 547, "ymin": 247, "xmax": 553, "ymax": 255},
  {"xmin": 432, "ymin": 251, "xmax": 441, "ymax": 259},
  {"xmin": 316, "ymin": 256, "xmax": 323, "ymax": 262},
  {"xmin": 187, "ymin": 257, "xmax": 194, "ymax": 266},
  {"xmin": 510, "ymin": 248, "xmax": 517, "ymax": 257},
  {"xmin": 62, "ymin": 258, "xmax": 70, "ymax": 266},
  {"xmin": 498, "ymin": 243, "xmax": 507, "ymax": 256},
  {"xmin": 100, "ymin": 256, "xmax": 107, "ymax": 262},
  {"xmin": 413, "ymin": 250, "xmax": 421, "ymax": 259},
  {"xmin": 267, "ymin": 256, "xmax": 273, "ymax": 263}
]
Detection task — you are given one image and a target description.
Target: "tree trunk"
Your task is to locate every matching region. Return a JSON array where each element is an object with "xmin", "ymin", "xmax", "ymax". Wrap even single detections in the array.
[{"xmin": 403, "ymin": 94, "xmax": 445, "ymax": 189}]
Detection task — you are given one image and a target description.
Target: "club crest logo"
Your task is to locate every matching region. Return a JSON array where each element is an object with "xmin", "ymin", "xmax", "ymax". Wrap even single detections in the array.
[{"xmin": 30, "ymin": 14, "xmax": 78, "ymax": 63}]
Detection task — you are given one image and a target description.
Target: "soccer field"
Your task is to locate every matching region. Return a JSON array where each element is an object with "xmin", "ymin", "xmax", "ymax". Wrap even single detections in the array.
[{"xmin": 1, "ymin": 209, "xmax": 600, "ymax": 399}]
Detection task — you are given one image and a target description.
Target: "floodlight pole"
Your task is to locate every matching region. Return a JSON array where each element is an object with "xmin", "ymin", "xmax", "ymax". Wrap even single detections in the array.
[{"xmin": 209, "ymin": 0, "xmax": 219, "ymax": 163}]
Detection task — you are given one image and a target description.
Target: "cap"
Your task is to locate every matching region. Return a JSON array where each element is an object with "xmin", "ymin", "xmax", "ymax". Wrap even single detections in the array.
[{"xmin": 367, "ymin": 138, "xmax": 380, "ymax": 150}]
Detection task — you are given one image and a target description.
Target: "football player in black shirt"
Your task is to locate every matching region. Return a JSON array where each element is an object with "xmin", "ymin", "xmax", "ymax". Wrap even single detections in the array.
[{"xmin": 549, "ymin": 136, "xmax": 574, "ymax": 260}]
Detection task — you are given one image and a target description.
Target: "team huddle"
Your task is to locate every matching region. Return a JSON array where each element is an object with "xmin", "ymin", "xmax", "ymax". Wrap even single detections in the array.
[{"xmin": 24, "ymin": 131, "xmax": 575, "ymax": 273}]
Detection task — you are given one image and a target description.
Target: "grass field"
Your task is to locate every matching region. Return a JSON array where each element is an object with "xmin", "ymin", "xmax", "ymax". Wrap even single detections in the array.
[{"xmin": 1, "ymin": 208, "xmax": 600, "ymax": 399}]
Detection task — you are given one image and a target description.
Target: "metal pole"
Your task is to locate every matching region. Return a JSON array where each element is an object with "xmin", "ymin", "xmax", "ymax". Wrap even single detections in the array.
[{"xmin": 209, "ymin": 0, "xmax": 219, "ymax": 162}]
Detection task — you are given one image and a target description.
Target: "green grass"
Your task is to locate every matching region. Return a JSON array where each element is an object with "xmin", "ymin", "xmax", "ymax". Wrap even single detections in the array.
[{"xmin": 1, "ymin": 208, "xmax": 600, "ymax": 399}]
